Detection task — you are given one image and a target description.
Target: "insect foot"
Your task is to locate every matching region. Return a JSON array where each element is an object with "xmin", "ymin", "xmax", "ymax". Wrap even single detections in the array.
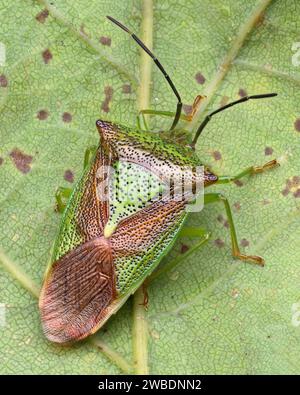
[
  {"xmin": 233, "ymin": 252, "xmax": 265, "ymax": 267},
  {"xmin": 252, "ymin": 159, "xmax": 279, "ymax": 174}
]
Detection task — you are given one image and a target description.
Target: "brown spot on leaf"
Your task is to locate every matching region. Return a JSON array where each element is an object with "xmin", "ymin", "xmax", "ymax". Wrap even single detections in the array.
[
  {"xmin": 217, "ymin": 214, "xmax": 229, "ymax": 228},
  {"xmin": 294, "ymin": 118, "xmax": 300, "ymax": 132},
  {"xmin": 99, "ymin": 36, "xmax": 111, "ymax": 46},
  {"xmin": 122, "ymin": 84, "xmax": 131, "ymax": 94},
  {"xmin": 281, "ymin": 188, "xmax": 290, "ymax": 196},
  {"xmin": 62, "ymin": 112, "xmax": 72, "ymax": 123},
  {"xmin": 0, "ymin": 157, "xmax": 3, "ymax": 166},
  {"xmin": 212, "ymin": 150, "xmax": 222, "ymax": 161},
  {"xmin": 264, "ymin": 146, "xmax": 273, "ymax": 156},
  {"xmin": 292, "ymin": 176, "xmax": 300, "ymax": 185},
  {"xmin": 101, "ymin": 104, "xmax": 110, "ymax": 113},
  {"xmin": 240, "ymin": 238, "xmax": 249, "ymax": 247},
  {"xmin": 36, "ymin": 9, "xmax": 49, "ymax": 23},
  {"xmin": 181, "ymin": 244, "xmax": 189, "ymax": 254},
  {"xmin": 183, "ymin": 104, "xmax": 193, "ymax": 115},
  {"xmin": 195, "ymin": 72, "xmax": 206, "ymax": 85},
  {"xmin": 234, "ymin": 179, "xmax": 244, "ymax": 187},
  {"xmin": 64, "ymin": 169, "xmax": 74, "ymax": 183},
  {"xmin": 234, "ymin": 202, "xmax": 241, "ymax": 211},
  {"xmin": 214, "ymin": 238, "xmax": 225, "ymax": 248},
  {"xmin": 37, "ymin": 109, "xmax": 49, "ymax": 120},
  {"xmin": 0, "ymin": 74, "xmax": 8, "ymax": 87},
  {"xmin": 217, "ymin": 214, "xmax": 224, "ymax": 223},
  {"xmin": 42, "ymin": 49, "xmax": 53, "ymax": 64},
  {"xmin": 282, "ymin": 176, "xmax": 300, "ymax": 197},
  {"xmin": 238, "ymin": 88, "xmax": 247, "ymax": 98},
  {"xmin": 101, "ymin": 86, "xmax": 113, "ymax": 113},
  {"xmin": 105, "ymin": 86, "xmax": 113, "ymax": 98},
  {"xmin": 293, "ymin": 188, "xmax": 300, "ymax": 198},
  {"xmin": 10, "ymin": 148, "xmax": 33, "ymax": 174}
]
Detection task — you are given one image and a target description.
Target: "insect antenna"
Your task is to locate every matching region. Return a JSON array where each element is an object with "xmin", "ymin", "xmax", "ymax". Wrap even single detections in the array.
[
  {"xmin": 191, "ymin": 93, "xmax": 278, "ymax": 149},
  {"xmin": 107, "ymin": 16, "xmax": 182, "ymax": 131}
]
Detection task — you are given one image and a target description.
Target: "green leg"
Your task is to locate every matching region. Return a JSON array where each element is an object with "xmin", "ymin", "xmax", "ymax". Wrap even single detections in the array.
[
  {"xmin": 217, "ymin": 159, "xmax": 279, "ymax": 184},
  {"xmin": 139, "ymin": 94, "xmax": 205, "ymax": 123},
  {"xmin": 147, "ymin": 226, "xmax": 211, "ymax": 284},
  {"xmin": 204, "ymin": 192, "xmax": 264, "ymax": 266},
  {"xmin": 179, "ymin": 226, "xmax": 208, "ymax": 238},
  {"xmin": 136, "ymin": 112, "xmax": 149, "ymax": 131},
  {"xmin": 55, "ymin": 187, "xmax": 73, "ymax": 213},
  {"xmin": 136, "ymin": 115, "xmax": 142, "ymax": 130},
  {"xmin": 84, "ymin": 145, "xmax": 97, "ymax": 169}
]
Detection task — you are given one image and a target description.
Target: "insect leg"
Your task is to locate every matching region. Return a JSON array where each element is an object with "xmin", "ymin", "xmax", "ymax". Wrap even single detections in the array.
[
  {"xmin": 139, "ymin": 282, "xmax": 149, "ymax": 310},
  {"xmin": 179, "ymin": 226, "xmax": 208, "ymax": 238},
  {"xmin": 136, "ymin": 112, "xmax": 149, "ymax": 131},
  {"xmin": 55, "ymin": 187, "xmax": 73, "ymax": 213},
  {"xmin": 217, "ymin": 159, "xmax": 279, "ymax": 184},
  {"xmin": 147, "ymin": 227, "xmax": 211, "ymax": 283},
  {"xmin": 138, "ymin": 95, "xmax": 206, "ymax": 124},
  {"xmin": 83, "ymin": 145, "xmax": 97, "ymax": 168},
  {"xmin": 204, "ymin": 192, "xmax": 264, "ymax": 266}
]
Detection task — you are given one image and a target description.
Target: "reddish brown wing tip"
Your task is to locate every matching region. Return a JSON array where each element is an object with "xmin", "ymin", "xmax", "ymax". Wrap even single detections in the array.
[{"xmin": 39, "ymin": 237, "xmax": 115, "ymax": 343}]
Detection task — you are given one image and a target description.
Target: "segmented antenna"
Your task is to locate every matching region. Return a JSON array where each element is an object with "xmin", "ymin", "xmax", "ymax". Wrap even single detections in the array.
[
  {"xmin": 107, "ymin": 16, "xmax": 182, "ymax": 131},
  {"xmin": 191, "ymin": 93, "xmax": 278, "ymax": 149}
]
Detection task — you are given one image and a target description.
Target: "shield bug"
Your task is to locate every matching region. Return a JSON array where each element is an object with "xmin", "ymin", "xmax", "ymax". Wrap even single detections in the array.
[{"xmin": 39, "ymin": 16, "xmax": 279, "ymax": 343}]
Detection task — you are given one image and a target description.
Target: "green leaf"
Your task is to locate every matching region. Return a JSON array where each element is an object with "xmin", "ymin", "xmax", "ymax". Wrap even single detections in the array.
[{"xmin": 0, "ymin": 0, "xmax": 299, "ymax": 374}]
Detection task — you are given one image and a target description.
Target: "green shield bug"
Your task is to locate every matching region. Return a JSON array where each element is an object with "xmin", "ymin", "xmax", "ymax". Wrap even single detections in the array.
[{"xmin": 39, "ymin": 16, "xmax": 279, "ymax": 343}]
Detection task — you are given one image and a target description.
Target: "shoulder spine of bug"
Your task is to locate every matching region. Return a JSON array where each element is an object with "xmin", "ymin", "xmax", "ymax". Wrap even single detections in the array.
[{"xmin": 39, "ymin": 16, "xmax": 279, "ymax": 343}]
